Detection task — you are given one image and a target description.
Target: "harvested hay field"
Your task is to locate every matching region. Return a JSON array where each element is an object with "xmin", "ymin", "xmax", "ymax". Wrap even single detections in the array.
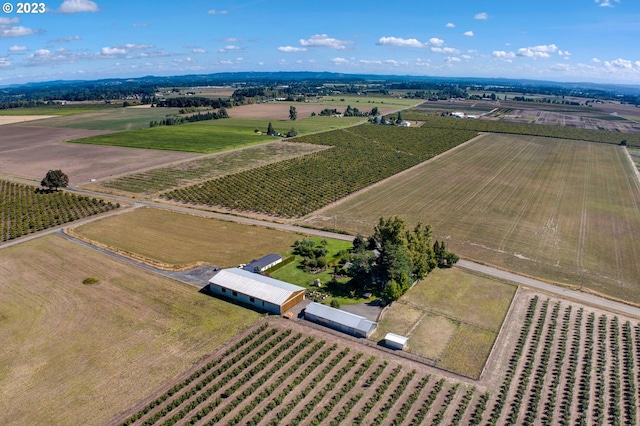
[
  {"xmin": 0, "ymin": 234, "xmax": 260, "ymax": 426},
  {"xmin": 372, "ymin": 268, "xmax": 516, "ymax": 378},
  {"xmin": 0, "ymin": 125, "xmax": 198, "ymax": 185},
  {"xmin": 70, "ymin": 207, "xmax": 305, "ymax": 269},
  {"xmin": 301, "ymin": 133, "xmax": 640, "ymax": 304},
  {"xmin": 0, "ymin": 115, "xmax": 55, "ymax": 125}
]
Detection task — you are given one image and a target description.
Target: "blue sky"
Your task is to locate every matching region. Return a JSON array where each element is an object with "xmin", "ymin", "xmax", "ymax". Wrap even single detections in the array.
[{"xmin": 1, "ymin": 0, "xmax": 639, "ymax": 86}]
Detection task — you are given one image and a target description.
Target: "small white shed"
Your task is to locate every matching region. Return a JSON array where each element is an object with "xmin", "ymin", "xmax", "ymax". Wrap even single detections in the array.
[{"xmin": 384, "ymin": 332, "xmax": 408, "ymax": 350}]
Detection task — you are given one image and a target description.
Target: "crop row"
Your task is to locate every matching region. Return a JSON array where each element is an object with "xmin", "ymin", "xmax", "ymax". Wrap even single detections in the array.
[
  {"xmin": 120, "ymin": 322, "xmax": 484, "ymax": 426},
  {"xmin": 0, "ymin": 179, "xmax": 117, "ymax": 242},
  {"xmin": 403, "ymin": 112, "xmax": 640, "ymax": 146},
  {"xmin": 161, "ymin": 125, "xmax": 477, "ymax": 217},
  {"xmin": 488, "ymin": 297, "xmax": 640, "ymax": 426}
]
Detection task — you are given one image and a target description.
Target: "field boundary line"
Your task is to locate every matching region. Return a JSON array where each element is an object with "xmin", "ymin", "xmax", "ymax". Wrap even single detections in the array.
[
  {"xmin": 479, "ymin": 285, "xmax": 520, "ymax": 381},
  {"xmin": 299, "ymin": 132, "xmax": 490, "ymax": 220},
  {"xmin": 623, "ymin": 146, "xmax": 640, "ymax": 186}
]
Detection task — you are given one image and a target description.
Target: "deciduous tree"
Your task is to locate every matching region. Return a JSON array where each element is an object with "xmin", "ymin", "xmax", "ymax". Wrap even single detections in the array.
[{"xmin": 41, "ymin": 169, "xmax": 69, "ymax": 191}]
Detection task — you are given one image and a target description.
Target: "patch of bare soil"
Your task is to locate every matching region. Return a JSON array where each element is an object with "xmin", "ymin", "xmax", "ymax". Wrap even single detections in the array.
[{"xmin": 0, "ymin": 125, "xmax": 198, "ymax": 185}]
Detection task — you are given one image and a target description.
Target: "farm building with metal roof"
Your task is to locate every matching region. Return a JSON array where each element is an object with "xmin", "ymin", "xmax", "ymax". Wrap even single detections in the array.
[
  {"xmin": 208, "ymin": 268, "xmax": 305, "ymax": 315},
  {"xmin": 304, "ymin": 302, "xmax": 377, "ymax": 338},
  {"xmin": 243, "ymin": 253, "xmax": 283, "ymax": 273}
]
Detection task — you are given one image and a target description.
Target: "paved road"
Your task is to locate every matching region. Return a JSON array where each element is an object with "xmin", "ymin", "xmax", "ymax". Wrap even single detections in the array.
[
  {"xmin": 456, "ymin": 259, "xmax": 640, "ymax": 319},
  {"xmin": 4, "ymin": 181, "xmax": 640, "ymax": 319}
]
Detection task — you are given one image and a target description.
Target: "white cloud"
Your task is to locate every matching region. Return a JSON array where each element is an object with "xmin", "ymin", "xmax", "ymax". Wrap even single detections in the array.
[
  {"xmin": 446, "ymin": 23, "xmax": 455, "ymax": 28},
  {"xmin": 377, "ymin": 36, "xmax": 424, "ymax": 48},
  {"xmin": 595, "ymin": 0, "xmax": 620, "ymax": 7},
  {"xmin": 428, "ymin": 37, "xmax": 444, "ymax": 46},
  {"xmin": 331, "ymin": 57, "xmax": 349, "ymax": 65},
  {"xmin": 58, "ymin": 0, "xmax": 99, "ymax": 13},
  {"xmin": 604, "ymin": 58, "xmax": 634, "ymax": 69},
  {"xmin": 191, "ymin": 48, "xmax": 206, "ymax": 54},
  {"xmin": 9, "ymin": 45, "xmax": 27, "ymax": 52},
  {"xmin": 0, "ymin": 18, "xmax": 19, "ymax": 25},
  {"xmin": 1, "ymin": 26, "xmax": 38, "ymax": 38},
  {"xmin": 133, "ymin": 23, "xmax": 149, "ymax": 28},
  {"xmin": 592, "ymin": 57, "xmax": 601, "ymax": 63},
  {"xmin": 278, "ymin": 46, "xmax": 307, "ymax": 52},
  {"xmin": 474, "ymin": 12, "xmax": 488, "ymax": 20},
  {"xmin": 431, "ymin": 46, "xmax": 460, "ymax": 54},
  {"xmin": 0, "ymin": 56, "xmax": 11, "ymax": 67},
  {"xmin": 218, "ymin": 45, "xmax": 241, "ymax": 53},
  {"xmin": 446, "ymin": 57, "xmax": 461, "ymax": 63},
  {"xmin": 517, "ymin": 44, "xmax": 558, "ymax": 58},
  {"xmin": 300, "ymin": 34, "xmax": 351, "ymax": 50},
  {"xmin": 101, "ymin": 47, "xmax": 126, "ymax": 56},
  {"xmin": 223, "ymin": 38, "xmax": 240, "ymax": 43},
  {"xmin": 463, "ymin": 31, "xmax": 474, "ymax": 37},
  {"xmin": 53, "ymin": 35, "xmax": 81, "ymax": 43},
  {"xmin": 208, "ymin": 9, "xmax": 228, "ymax": 15},
  {"xmin": 493, "ymin": 50, "xmax": 516, "ymax": 59}
]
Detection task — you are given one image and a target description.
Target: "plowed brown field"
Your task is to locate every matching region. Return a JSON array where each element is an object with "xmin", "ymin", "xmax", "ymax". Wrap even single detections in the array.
[{"xmin": 0, "ymin": 125, "xmax": 197, "ymax": 184}]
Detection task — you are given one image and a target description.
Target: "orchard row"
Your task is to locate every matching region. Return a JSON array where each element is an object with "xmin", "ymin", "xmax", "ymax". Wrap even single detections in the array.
[
  {"xmin": 162, "ymin": 125, "xmax": 477, "ymax": 217},
  {"xmin": 0, "ymin": 180, "xmax": 118, "ymax": 242}
]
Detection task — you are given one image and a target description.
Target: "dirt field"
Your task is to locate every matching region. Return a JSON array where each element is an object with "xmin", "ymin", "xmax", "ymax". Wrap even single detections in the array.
[
  {"xmin": 0, "ymin": 234, "xmax": 260, "ymax": 426},
  {"xmin": 0, "ymin": 115, "xmax": 56, "ymax": 125},
  {"xmin": 227, "ymin": 102, "xmax": 397, "ymax": 120},
  {"xmin": 0, "ymin": 125, "xmax": 198, "ymax": 185},
  {"xmin": 300, "ymin": 133, "xmax": 640, "ymax": 304}
]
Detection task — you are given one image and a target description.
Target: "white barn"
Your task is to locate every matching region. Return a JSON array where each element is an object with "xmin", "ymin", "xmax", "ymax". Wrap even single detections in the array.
[
  {"xmin": 384, "ymin": 332, "xmax": 408, "ymax": 350},
  {"xmin": 304, "ymin": 302, "xmax": 377, "ymax": 338},
  {"xmin": 208, "ymin": 268, "xmax": 305, "ymax": 315}
]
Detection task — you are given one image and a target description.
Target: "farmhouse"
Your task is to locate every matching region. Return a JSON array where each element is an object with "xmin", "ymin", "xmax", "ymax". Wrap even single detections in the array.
[
  {"xmin": 304, "ymin": 302, "xmax": 377, "ymax": 338},
  {"xmin": 208, "ymin": 268, "xmax": 305, "ymax": 315},
  {"xmin": 243, "ymin": 253, "xmax": 282, "ymax": 273},
  {"xmin": 384, "ymin": 332, "xmax": 408, "ymax": 350}
]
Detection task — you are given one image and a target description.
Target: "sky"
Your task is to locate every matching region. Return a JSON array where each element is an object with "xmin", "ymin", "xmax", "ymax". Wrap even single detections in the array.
[{"xmin": 1, "ymin": 0, "xmax": 639, "ymax": 86}]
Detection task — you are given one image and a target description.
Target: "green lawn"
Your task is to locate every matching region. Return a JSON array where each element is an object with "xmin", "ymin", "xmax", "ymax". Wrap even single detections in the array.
[{"xmin": 269, "ymin": 237, "xmax": 360, "ymax": 305}]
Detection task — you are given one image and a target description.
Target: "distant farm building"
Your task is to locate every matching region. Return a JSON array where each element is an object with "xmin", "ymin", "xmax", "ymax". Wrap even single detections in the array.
[
  {"xmin": 243, "ymin": 253, "xmax": 283, "ymax": 273},
  {"xmin": 384, "ymin": 332, "xmax": 408, "ymax": 350},
  {"xmin": 208, "ymin": 268, "xmax": 305, "ymax": 315},
  {"xmin": 451, "ymin": 112, "xmax": 465, "ymax": 118},
  {"xmin": 304, "ymin": 302, "xmax": 377, "ymax": 338},
  {"xmin": 400, "ymin": 120, "xmax": 411, "ymax": 127}
]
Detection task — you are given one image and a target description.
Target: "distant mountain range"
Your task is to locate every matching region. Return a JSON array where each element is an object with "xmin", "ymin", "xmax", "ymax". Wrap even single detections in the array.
[{"xmin": 2, "ymin": 71, "xmax": 640, "ymax": 97}]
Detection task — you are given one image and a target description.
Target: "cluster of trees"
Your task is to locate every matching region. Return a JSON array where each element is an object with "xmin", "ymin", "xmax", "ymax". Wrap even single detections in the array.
[
  {"xmin": 293, "ymin": 239, "xmax": 329, "ymax": 272},
  {"xmin": 347, "ymin": 217, "xmax": 458, "ymax": 302},
  {"xmin": 155, "ymin": 97, "xmax": 231, "ymax": 109},
  {"xmin": 149, "ymin": 109, "xmax": 228, "ymax": 127},
  {"xmin": 263, "ymin": 122, "xmax": 298, "ymax": 137}
]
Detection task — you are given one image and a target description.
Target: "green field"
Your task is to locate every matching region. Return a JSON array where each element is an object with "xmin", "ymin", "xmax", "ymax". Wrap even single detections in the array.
[
  {"xmin": 0, "ymin": 234, "xmax": 260, "ymax": 425},
  {"xmin": 301, "ymin": 133, "xmax": 640, "ymax": 304},
  {"xmin": 66, "ymin": 115, "xmax": 364, "ymax": 152},
  {"xmin": 372, "ymin": 267, "xmax": 516, "ymax": 378},
  {"xmin": 70, "ymin": 207, "xmax": 305, "ymax": 269},
  {"xmin": 314, "ymin": 94, "xmax": 419, "ymax": 108}
]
